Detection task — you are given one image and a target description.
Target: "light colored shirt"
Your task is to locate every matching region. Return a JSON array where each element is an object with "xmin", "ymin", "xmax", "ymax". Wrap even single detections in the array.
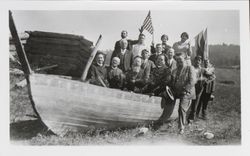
[
  {"xmin": 131, "ymin": 43, "xmax": 148, "ymax": 59},
  {"xmin": 173, "ymin": 40, "xmax": 192, "ymax": 58}
]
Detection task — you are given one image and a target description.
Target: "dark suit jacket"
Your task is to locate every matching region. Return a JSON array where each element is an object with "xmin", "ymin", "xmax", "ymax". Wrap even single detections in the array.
[
  {"xmin": 150, "ymin": 43, "xmax": 171, "ymax": 54},
  {"xmin": 114, "ymin": 39, "xmax": 138, "ymax": 52},
  {"xmin": 111, "ymin": 49, "xmax": 133, "ymax": 73},
  {"xmin": 149, "ymin": 53, "xmax": 168, "ymax": 65},
  {"xmin": 88, "ymin": 63, "xmax": 109, "ymax": 87},
  {"xmin": 107, "ymin": 66, "xmax": 124, "ymax": 89}
]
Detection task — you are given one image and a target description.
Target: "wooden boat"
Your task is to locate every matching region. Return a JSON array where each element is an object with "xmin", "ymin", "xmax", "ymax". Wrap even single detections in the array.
[{"xmin": 9, "ymin": 11, "xmax": 177, "ymax": 136}]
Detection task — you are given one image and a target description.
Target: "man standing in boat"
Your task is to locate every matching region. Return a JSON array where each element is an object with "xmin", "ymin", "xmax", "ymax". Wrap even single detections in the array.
[
  {"xmin": 171, "ymin": 53, "xmax": 196, "ymax": 134},
  {"xmin": 113, "ymin": 30, "xmax": 137, "ymax": 53},
  {"xmin": 131, "ymin": 33, "xmax": 149, "ymax": 59},
  {"xmin": 88, "ymin": 52, "xmax": 109, "ymax": 87},
  {"xmin": 111, "ymin": 39, "xmax": 133, "ymax": 74}
]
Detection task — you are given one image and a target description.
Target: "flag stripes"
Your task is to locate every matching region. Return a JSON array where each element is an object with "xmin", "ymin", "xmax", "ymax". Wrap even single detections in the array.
[
  {"xmin": 141, "ymin": 11, "xmax": 154, "ymax": 34},
  {"xmin": 194, "ymin": 28, "xmax": 209, "ymax": 60}
]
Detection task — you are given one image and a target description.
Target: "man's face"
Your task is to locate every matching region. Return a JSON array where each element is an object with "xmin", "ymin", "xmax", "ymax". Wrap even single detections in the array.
[
  {"xmin": 142, "ymin": 50, "xmax": 150, "ymax": 59},
  {"xmin": 121, "ymin": 31, "xmax": 127, "ymax": 39},
  {"xmin": 156, "ymin": 45, "xmax": 162, "ymax": 54},
  {"xmin": 161, "ymin": 36, "xmax": 168, "ymax": 43},
  {"xmin": 204, "ymin": 60, "xmax": 209, "ymax": 68},
  {"xmin": 96, "ymin": 54, "xmax": 104, "ymax": 65},
  {"xmin": 133, "ymin": 57, "xmax": 142, "ymax": 67},
  {"xmin": 167, "ymin": 49, "xmax": 174, "ymax": 59},
  {"xmin": 176, "ymin": 56, "xmax": 185, "ymax": 68},
  {"xmin": 181, "ymin": 35, "xmax": 188, "ymax": 43},
  {"xmin": 194, "ymin": 58, "xmax": 202, "ymax": 67},
  {"xmin": 138, "ymin": 35, "xmax": 145, "ymax": 44},
  {"xmin": 112, "ymin": 59, "xmax": 120, "ymax": 67},
  {"xmin": 120, "ymin": 41, "xmax": 128, "ymax": 49},
  {"xmin": 156, "ymin": 55, "xmax": 165, "ymax": 66}
]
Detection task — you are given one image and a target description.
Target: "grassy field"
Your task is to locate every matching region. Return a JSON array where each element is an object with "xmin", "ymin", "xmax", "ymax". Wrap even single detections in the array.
[{"xmin": 9, "ymin": 67, "xmax": 241, "ymax": 145}]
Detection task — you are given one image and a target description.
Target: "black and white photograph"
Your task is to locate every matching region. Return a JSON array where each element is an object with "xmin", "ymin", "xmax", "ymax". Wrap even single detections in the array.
[{"xmin": 1, "ymin": 0, "xmax": 250, "ymax": 155}]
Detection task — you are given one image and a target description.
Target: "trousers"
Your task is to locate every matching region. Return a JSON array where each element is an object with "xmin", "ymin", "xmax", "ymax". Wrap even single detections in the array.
[
  {"xmin": 196, "ymin": 91, "xmax": 211, "ymax": 116},
  {"xmin": 177, "ymin": 97, "xmax": 192, "ymax": 130},
  {"xmin": 188, "ymin": 86, "xmax": 204, "ymax": 120}
]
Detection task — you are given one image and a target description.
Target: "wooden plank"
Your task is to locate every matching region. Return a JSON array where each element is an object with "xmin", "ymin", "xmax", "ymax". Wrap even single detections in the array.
[
  {"xmin": 26, "ymin": 37, "xmax": 81, "ymax": 46},
  {"xmin": 25, "ymin": 46, "xmax": 90, "ymax": 59},
  {"xmin": 9, "ymin": 11, "xmax": 32, "ymax": 75},
  {"xmin": 26, "ymin": 53, "xmax": 86, "ymax": 66},
  {"xmin": 25, "ymin": 40, "xmax": 92, "ymax": 55},
  {"xmin": 27, "ymin": 31, "xmax": 93, "ymax": 46}
]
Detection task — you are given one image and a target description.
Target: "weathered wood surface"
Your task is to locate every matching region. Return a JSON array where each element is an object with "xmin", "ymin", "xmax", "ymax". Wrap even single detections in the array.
[
  {"xmin": 81, "ymin": 35, "xmax": 102, "ymax": 81},
  {"xmin": 9, "ymin": 11, "xmax": 32, "ymax": 75},
  {"xmin": 24, "ymin": 31, "xmax": 93, "ymax": 77},
  {"xmin": 29, "ymin": 74, "xmax": 175, "ymax": 136},
  {"xmin": 26, "ymin": 31, "xmax": 93, "ymax": 46}
]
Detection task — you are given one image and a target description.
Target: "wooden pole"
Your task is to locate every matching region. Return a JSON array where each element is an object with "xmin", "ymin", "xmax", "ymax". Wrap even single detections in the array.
[
  {"xmin": 9, "ymin": 11, "xmax": 32, "ymax": 75},
  {"xmin": 81, "ymin": 35, "xmax": 102, "ymax": 81}
]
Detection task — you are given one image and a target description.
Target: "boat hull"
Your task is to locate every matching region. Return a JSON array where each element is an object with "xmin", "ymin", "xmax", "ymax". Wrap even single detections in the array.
[{"xmin": 29, "ymin": 74, "xmax": 176, "ymax": 136}]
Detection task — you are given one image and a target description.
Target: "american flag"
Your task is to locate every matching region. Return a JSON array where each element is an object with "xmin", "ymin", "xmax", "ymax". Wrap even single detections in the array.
[{"xmin": 141, "ymin": 11, "xmax": 154, "ymax": 35}]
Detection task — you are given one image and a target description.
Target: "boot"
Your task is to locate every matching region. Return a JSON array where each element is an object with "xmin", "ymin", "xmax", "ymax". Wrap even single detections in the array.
[{"xmin": 201, "ymin": 111, "xmax": 208, "ymax": 120}]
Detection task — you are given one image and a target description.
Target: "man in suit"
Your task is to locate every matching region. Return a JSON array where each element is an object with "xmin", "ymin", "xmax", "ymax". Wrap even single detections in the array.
[
  {"xmin": 149, "ymin": 43, "xmax": 164, "ymax": 64},
  {"xmin": 171, "ymin": 53, "xmax": 196, "ymax": 134},
  {"xmin": 166, "ymin": 48, "xmax": 177, "ymax": 72},
  {"xmin": 141, "ymin": 49, "xmax": 155, "ymax": 80},
  {"xmin": 114, "ymin": 30, "xmax": 136, "ymax": 52},
  {"xmin": 111, "ymin": 39, "xmax": 133, "ymax": 74},
  {"xmin": 107, "ymin": 57, "xmax": 125, "ymax": 89},
  {"xmin": 88, "ymin": 52, "xmax": 109, "ymax": 87}
]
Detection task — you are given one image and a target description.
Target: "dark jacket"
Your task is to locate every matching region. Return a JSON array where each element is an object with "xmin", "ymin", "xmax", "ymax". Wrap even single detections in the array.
[
  {"xmin": 88, "ymin": 63, "xmax": 109, "ymax": 87},
  {"xmin": 114, "ymin": 39, "xmax": 138, "ymax": 52},
  {"xmin": 111, "ymin": 49, "xmax": 133, "ymax": 73},
  {"xmin": 151, "ymin": 43, "xmax": 171, "ymax": 54},
  {"xmin": 107, "ymin": 66, "xmax": 125, "ymax": 89}
]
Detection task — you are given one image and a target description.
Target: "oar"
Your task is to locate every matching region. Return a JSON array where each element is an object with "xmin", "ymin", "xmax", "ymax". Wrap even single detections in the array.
[{"xmin": 81, "ymin": 35, "xmax": 102, "ymax": 82}]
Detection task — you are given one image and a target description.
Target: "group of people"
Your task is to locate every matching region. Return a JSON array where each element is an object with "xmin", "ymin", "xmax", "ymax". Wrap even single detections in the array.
[{"xmin": 87, "ymin": 30, "xmax": 216, "ymax": 134}]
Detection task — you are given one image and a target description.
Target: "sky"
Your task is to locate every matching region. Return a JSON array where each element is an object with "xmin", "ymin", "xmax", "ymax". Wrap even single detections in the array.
[{"xmin": 12, "ymin": 10, "xmax": 240, "ymax": 50}]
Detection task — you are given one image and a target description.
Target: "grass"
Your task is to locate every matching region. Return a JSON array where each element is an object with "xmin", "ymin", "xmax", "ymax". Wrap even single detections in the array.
[{"xmin": 9, "ymin": 67, "xmax": 241, "ymax": 145}]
